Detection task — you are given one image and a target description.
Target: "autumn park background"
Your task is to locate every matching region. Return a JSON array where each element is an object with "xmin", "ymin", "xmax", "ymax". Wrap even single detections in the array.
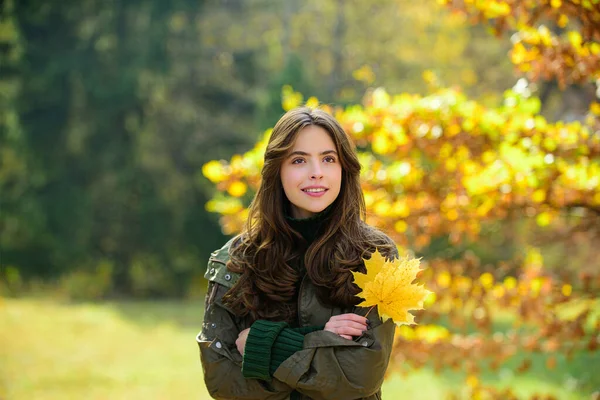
[{"xmin": 1, "ymin": 0, "xmax": 599, "ymax": 399}]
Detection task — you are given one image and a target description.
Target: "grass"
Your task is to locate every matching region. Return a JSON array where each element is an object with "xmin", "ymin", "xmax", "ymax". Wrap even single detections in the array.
[{"xmin": 1, "ymin": 297, "xmax": 598, "ymax": 400}]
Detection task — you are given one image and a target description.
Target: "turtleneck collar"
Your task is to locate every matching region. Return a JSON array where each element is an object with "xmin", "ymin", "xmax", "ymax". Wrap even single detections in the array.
[{"xmin": 285, "ymin": 205, "xmax": 333, "ymax": 245}]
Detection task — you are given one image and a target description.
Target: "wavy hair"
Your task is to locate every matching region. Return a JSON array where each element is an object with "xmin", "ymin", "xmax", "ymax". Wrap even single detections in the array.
[{"xmin": 223, "ymin": 107, "xmax": 396, "ymax": 323}]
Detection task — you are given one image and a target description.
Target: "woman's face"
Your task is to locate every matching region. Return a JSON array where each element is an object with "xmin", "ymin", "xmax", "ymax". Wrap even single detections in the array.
[{"xmin": 280, "ymin": 125, "xmax": 342, "ymax": 219}]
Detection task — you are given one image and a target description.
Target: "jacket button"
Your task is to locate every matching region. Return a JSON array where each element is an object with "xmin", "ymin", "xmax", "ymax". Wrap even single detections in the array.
[
  {"xmin": 224, "ymin": 273, "xmax": 231, "ymax": 281},
  {"xmin": 209, "ymin": 268, "xmax": 215, "ymax": 274},
  {"xmin": 215, "ymin": 341, "xmax": 222, "ymax": 349},
  {"xmin": 211, "ymin": 323, "xmax": 217, "ymax": 328},
  {"xmin": 361, "ymin": 340, "xmax": 369, "ymax": 347}
]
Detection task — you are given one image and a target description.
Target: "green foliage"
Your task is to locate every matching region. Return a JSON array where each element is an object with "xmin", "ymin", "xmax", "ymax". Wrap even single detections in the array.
[
  {"xmin": 58, "ymin": 261, "xmax": 114, "ymax": 300},
  {"xmin": 255, "ymin": 53, "xmax": 316, "ymax": 131},
  {"xmin": 1, "ymin": 0, "xmax": 234, "ymax": 296}
]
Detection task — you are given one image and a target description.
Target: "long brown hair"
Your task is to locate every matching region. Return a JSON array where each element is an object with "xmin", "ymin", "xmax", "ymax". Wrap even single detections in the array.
[{"xmin": 223, "ymin": 107, "xmax": 396, "ymax": 323}]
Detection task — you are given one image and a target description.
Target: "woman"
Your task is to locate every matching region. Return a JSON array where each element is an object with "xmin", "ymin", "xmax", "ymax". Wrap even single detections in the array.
[{"xmin": 197, "ymin": 107, "xmax": 398, "ymax": 400}]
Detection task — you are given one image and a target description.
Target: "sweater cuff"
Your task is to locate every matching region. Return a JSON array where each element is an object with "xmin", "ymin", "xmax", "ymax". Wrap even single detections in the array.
[
  {"xmin": 242, "ymin": 320, "xmax": 288, "ymax": 380},
  {"xmin": 269, "ymin": 328, "xmax": 305, "ymax": 375},
  {"xmin": 269, "ymin": 325, "xmax": 323, "ymax": 375}
]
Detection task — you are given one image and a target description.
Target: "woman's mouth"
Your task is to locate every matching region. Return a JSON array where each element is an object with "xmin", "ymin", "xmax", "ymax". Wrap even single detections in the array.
[{"xmin": 302, "ymin": 187, "xmax": 328, "ymax": 197}]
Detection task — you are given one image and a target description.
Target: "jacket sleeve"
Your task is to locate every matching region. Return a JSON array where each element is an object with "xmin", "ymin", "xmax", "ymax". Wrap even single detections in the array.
[
  {"xmin": 197, "ymin": 281, "xmax": 294, "ymax": 400},
  {"xmin": 272, "ymin": 307, "xmax": 396, "ymax": 400}
]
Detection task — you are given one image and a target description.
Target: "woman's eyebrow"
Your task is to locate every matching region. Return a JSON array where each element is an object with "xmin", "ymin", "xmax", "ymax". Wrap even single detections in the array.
[{"xmin": 287, "ymin": 150, "xmax": 338, "ymax": 157}]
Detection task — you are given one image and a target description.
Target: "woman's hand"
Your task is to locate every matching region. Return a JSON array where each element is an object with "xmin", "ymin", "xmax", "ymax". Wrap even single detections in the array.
[
  {"xmin": 324, "ymin": 313, "xmax": 369, "ymax": 340},
  {"xmin": 236, "ymin": 328, "xmax": 250, "ymax": 355}
]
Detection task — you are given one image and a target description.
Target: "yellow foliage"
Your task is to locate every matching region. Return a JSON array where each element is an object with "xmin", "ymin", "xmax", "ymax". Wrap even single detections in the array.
[
  {"xmin": 492, "ymin": 284, "xmax": 505, "ymax": 298},
  {"xmin": 372, "ymin": 130, "xmax": 394, "ymax": 155},
  {"xmin": 353, "ymin": 65, "xmax": 376, "ymax": 84},
  {"xmin": 352, "ymin": 250, "xmax": 432, "ymax": 326},
  {"xmin": 446, "ymin": 209, "xmax": 459, "ymax": 221},
  {"xmin": 530, "ymin": 278, "xmax": 543, "ymax": 297},
  {"xmin": 372, "ymin": 88, "xmax": 391, "ymax": 109},
  {"xmin": 466, "ymin": 375, "xmax": 479, "ymax": 388},
  {"xmin": 282, "ymin": 85, "xmax": 303, "ymax": 111},
  {"xmin": 205, "ymin": 197, "xmax": 243, "ymax": 215},
  {"xmin": 554, "ymin": 298, "xmax": 598, "ymax": 321},
  {"xmin": 306, "ymin": 96, "xmax": 320, "ymax": 108},
  {"xmin": 227, "ymin": 181, "xmax": 247, "ymax": 197},
  {"xmin": 567, "ymin": 31, "xmax": 582, "ymax": 50},
  {"xmin": 504, "ymin": 276, "xmax": 517, "ymax": 290},
  {"xmin": 394, "ymin": 220, "xmax": 408, "ymax": 233},
  {"xmin": 536, "ymin": 211, "xmax": 553, "ymax": 227},
  {"xmin": 524, "ymin": 246, "xmax": 543, "ymax": 271},
  {"xmin": 446, "ymin": 124, "xmax": 461, "ymax": 136},
  {"xmin": 422, "ymin": 70, "xmax": 439, "ymax": 86},
  {"xmin": 392, "ymin": 200, "xmax": 410, "ymax": 218},
  {"xmin": 532, "ymin": 189, "xmax": 546, "ymax": 203},
  {"xmin": 557, "ymin": 14, "xmax": 569, "ymax": 28},
  {"xmin": 478, "ymin": 273, "xmax": 494, "ymax": 290},
  {"xmin": 397, "ymin": 324, "xmax": 449, "ymax": 343},
  {"xmin": 373, "ymin": 201, "xmax": 392, "ymax": 216},
  {"xmin": 202, "ymin": 160, "xmax": 227, "ymax": 183}
]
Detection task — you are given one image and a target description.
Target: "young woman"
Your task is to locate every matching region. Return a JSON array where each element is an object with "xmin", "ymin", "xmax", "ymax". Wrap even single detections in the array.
[{"xmin": 197, "ymin": 107, "xmax": 398, "ymax": 400}]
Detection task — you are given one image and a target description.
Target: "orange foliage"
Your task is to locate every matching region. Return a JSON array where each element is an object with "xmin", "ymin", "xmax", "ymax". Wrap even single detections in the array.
[{"xmin": 441, "ymin": 0, "xmax": 600, "ymax": 88}]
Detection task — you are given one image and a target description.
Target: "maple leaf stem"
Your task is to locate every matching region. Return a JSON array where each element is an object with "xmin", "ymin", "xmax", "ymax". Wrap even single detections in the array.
[{"xmin": 365, "ymin": 305, "xmax": 377, "ymax": 318}]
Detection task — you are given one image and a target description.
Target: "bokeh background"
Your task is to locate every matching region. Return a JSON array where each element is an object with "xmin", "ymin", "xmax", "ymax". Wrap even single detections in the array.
[{"xmin": 1, "ymin": 0, "xmax": 599, "ymax": 399}]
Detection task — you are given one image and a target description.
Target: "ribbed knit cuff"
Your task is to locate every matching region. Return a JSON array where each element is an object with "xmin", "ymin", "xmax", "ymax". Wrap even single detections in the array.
[
  {"xmin": 269, "ymin": 325, "xmax": 324, "ymax": 375},
  {"xmin": 270, "ymin": 328, "xmax": 305, "ymax": 375},
  {"xmin": 242, "ymin": 320, "xmax": 288, "ymax": 380}
]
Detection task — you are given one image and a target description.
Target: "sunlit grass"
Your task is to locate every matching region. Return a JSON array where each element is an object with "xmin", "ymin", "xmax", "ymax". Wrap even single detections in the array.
[
  {"xmin": 0, "ymin": 298, "xmax": 209, "ymax": 400},
  {"xmin": 1, "ymin": 298, "xmax": 598, "ymax": 399}
]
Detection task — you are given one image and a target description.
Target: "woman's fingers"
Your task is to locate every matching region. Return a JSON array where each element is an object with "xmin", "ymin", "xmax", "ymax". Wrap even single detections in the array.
[
  {"xmin": 324, "ymin": 324, "xmax": 366, "ymax": 338},
  {"xmin": 324, "ymin": 313, "xmax": 370, "ymax": 339},
  {"xmin": 333, "ymin": 325, "xmax": 366, "ymax": 337},
  {"xmin": 327, "ymin": 320, "xmax": 367, "ymax": 331},
  {"xmin": 329, "ymin": 313, "xmax": 369, "ymax": 325},
  {"xmin": 328, "ymin": 315, "xmax": 368, "ymax": 329}
]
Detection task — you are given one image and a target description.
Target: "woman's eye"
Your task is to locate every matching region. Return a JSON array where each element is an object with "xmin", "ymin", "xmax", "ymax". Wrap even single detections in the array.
[
  {"xmin": 292, "ymin": 158, "xmax": 305, "ymax": 164},
  {"xmin": 324, "ymin": 156, "xmax": 336, "ymax": 163}
]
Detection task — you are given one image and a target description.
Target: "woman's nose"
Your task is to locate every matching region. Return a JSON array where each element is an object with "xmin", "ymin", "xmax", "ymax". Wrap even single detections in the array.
[{"xmin": 310, "ymin": 162, "xmax": 323, "ymax": 179}]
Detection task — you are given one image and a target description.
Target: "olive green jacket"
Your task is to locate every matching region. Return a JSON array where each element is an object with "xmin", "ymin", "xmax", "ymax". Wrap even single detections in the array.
[{"xmin": 196, "ymin": 239, "xmax": 395, "ymax": 400}]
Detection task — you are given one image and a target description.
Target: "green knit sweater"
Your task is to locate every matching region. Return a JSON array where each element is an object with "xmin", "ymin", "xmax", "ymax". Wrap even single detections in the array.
[
  {"xmin": 242, "ymin": 321, "xmax": 322, "ymax": 379},
  {"xmin": 241, "ymin": 207, "xmax": 330, "ymax": 381}
]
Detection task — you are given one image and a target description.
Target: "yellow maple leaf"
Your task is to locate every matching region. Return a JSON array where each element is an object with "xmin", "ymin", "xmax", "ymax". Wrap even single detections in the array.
[{"xmin": 352, "ymin": 249, "xmax": 432, "ymax": 326}]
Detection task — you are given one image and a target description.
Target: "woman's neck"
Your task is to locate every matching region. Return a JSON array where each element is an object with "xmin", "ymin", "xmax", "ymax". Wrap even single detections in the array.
[{"xmin": 285, "ymin": 205, "xmax": 332, "ymax": 245}]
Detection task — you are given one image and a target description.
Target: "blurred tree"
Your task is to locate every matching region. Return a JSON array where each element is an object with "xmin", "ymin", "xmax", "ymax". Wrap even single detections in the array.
[
  {"xmin": 1, "ymin": 0, "xmax": 244, "ymax": 295},
  {"xmin": 1, "ymin": 0, "xmax": 535, "ymax": 300},
  {"xmin": 255, "ymin": 53, "xmax": 315, "ymax": 131}
]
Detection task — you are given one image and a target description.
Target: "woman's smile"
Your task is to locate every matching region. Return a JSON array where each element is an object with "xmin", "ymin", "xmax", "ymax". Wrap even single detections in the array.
[{"xmin": 302, "ymin": 186, "xmax": 328, "ymax": 196}]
